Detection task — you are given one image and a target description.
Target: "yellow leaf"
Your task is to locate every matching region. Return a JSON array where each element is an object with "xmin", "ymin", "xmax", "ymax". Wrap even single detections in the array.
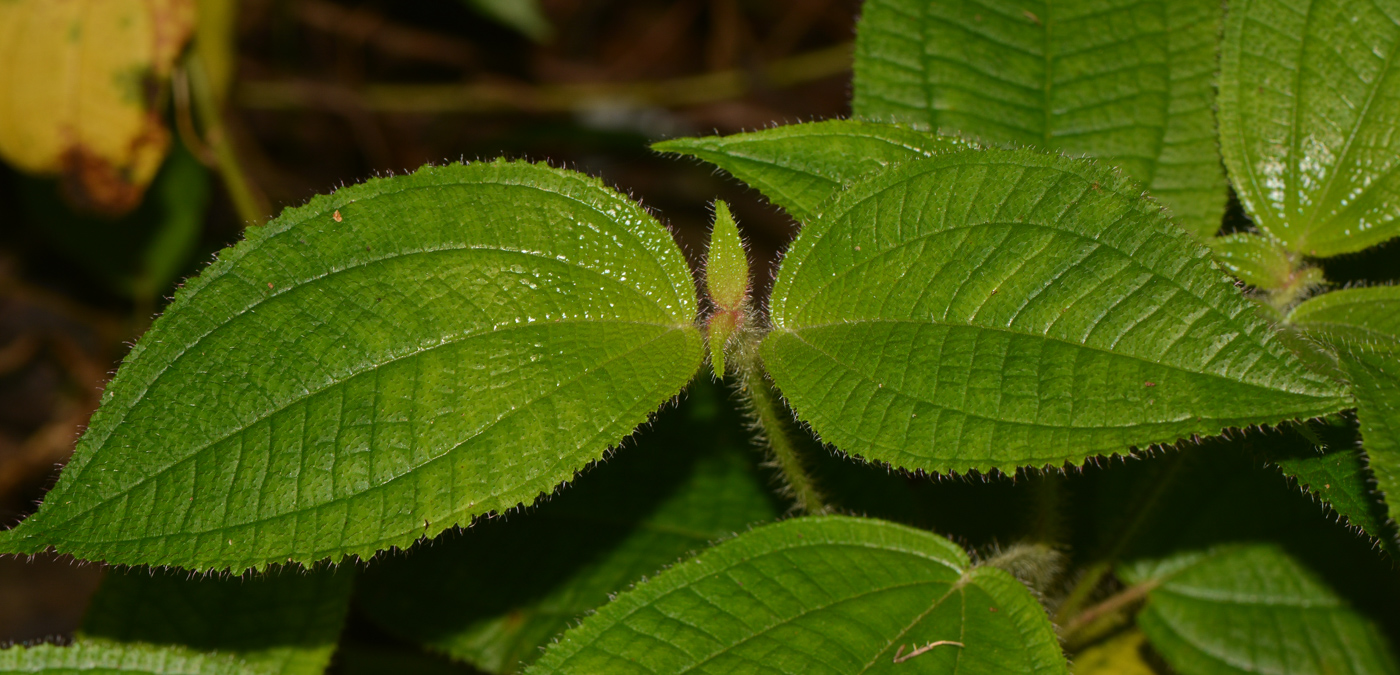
[
  {"xmin": 1071, "ymin": 629, "xmax": 1159, "ymax": 675},
  {"xmin": 0, "ymin": 0, "xmax": 195, "ymax": 215}
]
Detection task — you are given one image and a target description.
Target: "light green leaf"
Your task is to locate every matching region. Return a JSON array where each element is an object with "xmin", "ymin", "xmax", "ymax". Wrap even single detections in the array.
[
  {"xmin": 653, "ymin": 120, "xmax": 969, "ymax": 223},
  {"xmin": 527, "ymin": 515, "xmax": 1068, "ymax": 675},
  {"xmin": 1204, "ymin": 233, "xmax": 1297, "ymax": 291},
  {"xmin": 80, "ymin": 567, "xmax": 353, "ymax": 675},
  {"xmin": 1219, "ymin": 0, "xmax": 1400, "ymax": 257},
  {"xmin": 1290, "ymin": 286, "xmax": 1400, "ymax": 353},
  {"xmin": 0, "ymin": 641, "xmax": 256, "ymax": 675},
  {"xmin": 0, "ymin": 160, "xmax": 703, "ymax": 572},
  {"xmin": 358, "ymin": 381, "xmax": 777, "ymax": 674},
  {"xmin": 1122, "ymin": 545, "xmax": 1400, "ymax": 675},
  {"xmin": 763, "ymin": 150, "xmax": 1349, "ymax": 476},
  {"xmin": 852, "ymin": 0, "xmax": 1226, "ymax": 238},
  {"xmin": 1333, "ymin": 347, "xmax": 1400, "ymax": 550},
  {"xmin": 460, "ymin": 0, "xmax": 550, "ymax": 41}
]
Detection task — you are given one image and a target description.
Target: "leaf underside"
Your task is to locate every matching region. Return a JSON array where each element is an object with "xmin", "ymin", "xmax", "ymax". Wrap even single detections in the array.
[
  {"xmin": 0, "ymin": 642, "xmax": 254, "ymax": 675},
  {"xmin": 852, "ymin": 0, "xmax": 1226, "ymax": 238},
  {"xmin": 763, "ymin": 150, "xmax": 1349, "ymax": 476},
  {"xmin": 1124, "ymin": 545, "xmax": 1400, "ymax": 675},
  {"xmin": 358, "ymin": 384, "xmax": 778, "ymax": 674},
  {"xmin": 653, "ymin": 120, "xmax": 969, "ymax": 223},
  {"xmin": 527, "ymin": 516, "xmax": 1068, "ymax": 675},
  {"xmin": 0, "ymin": 160, "xmax": 703, "ymax": 572},
  {"xmin": 81, "ymin": 566, "xmax": 354, "ymax": 675},
  {"xmin": 1219, "ymin": 0, "xmax": 1400, "ymax": 257}
]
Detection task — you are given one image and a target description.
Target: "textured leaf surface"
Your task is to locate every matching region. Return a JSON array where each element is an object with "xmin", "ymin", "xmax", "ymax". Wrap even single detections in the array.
[
  {"xmin": 1272, "ymin": 440, "xmax": 1394, "ymax": 548},
  {"xmin": 1122, "ymin": 545, "xmax": 1400, "ymax": 675},
  {"xmin": 358, "ymin": 382, "xmax": 777, "ymax": 674},
  {"xmin": 0, "ymin": 642, "xmax": 254, "ymax": 675},
  {"xmin": 81, "ymin": 567, "xmax": 353, "ymax": 675},
  {"xmin": 528, "ymin": 516, "xmax": 1068, "ymax": 675},
  {"xmin": 653, "ymin": 120, "xmax": 968, "ymax": 222},
  {"xmin": 1219, "ymin": 0, "xmax": 1400, "ymax": 257},
  {"xmin": 0, "ymin": 160, "xmax": 703, "ymax": 572},
  {"xmin": 1334, "ymin": 348, "xmax": 1400, "ymax": 549},
  {"xmin": 851, "ymin": 0, "xmax": 1226, "ymax": 238},
  {"xmin": 1290, "ymin": 286, "xmax": 1400, "ymax": 352},
  {"xmin": 763, "ymin": 150, "xmax": 1348, "ymax": 475},
  {"xmin": 1205, "ymin": 233, "xmax": 1296, "ymax": 291}
]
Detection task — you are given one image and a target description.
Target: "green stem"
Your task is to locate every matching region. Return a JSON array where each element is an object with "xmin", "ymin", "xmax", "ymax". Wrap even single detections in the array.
[
  {"xmin": 736, "ymin": 356, "xmax": 825, "ymax": 515},
  {"xmin": 185, "ymin": 56, "xmax": 271, "ymax": 227}
]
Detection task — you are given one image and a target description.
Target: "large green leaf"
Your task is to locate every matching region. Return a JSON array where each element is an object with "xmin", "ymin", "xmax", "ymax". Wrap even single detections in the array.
[
  {"xmin": 0, "ymin": 160, "xmax": 703, "ymax": 572},
  {"xmin": 1219, "ymin": 0, "xmax": 1400, "ymax": 257},
  {"xmin": 0, "ymin": 642, "xmax": 255, "ymax": 675},
  {"xmin": 762, "ymin": 150, "xmax": 1349, "ymax": 476},
  {"xmin": 852, "ymin": 0, "xmax": 1226, "ymax": 238},
  {"xmin": 80, "ymin": 567, "xmax": 353, "ymax": 675},
  {"xmin": 1290, "ymin": 286, "xmax": 1400, "ymax": 352},
  {"xmin": 358, "ymin": 382, "xmax": 778, "ymax": 674},
  {"xmin": 653, "ymin": 121, "xmax": 969, "ymax": 223},
  {"xmin": 1122, "ymin": 545, "xmax": 1400, "ymax": 675},
  {"xmin": 527, "ymin": 516, "xmax": 1068, "ymax": 675}
]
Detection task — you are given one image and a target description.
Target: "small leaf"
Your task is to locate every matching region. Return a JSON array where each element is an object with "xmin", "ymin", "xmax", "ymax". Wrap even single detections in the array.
[
  {"xmin": 0, "ymin": 0, "xmax": 196, "ymax": 214},
  {"xmin": 1204, "ymin": 233, "xmax": 1298, "ymax": 291},
  {"xmin": 653, "ymin": 120, "xmax": 969, "ymax": 223},
  {"xmin": 851, "ymin": 0, "xmax": 1227, "ymax": 238},
  {"xmin": 705, "ymin": 200, "xmax": 750, "ymax": 378},
  {"xmin": 1267, "ymin": 428, "xmax": 1396, "ymax": 551},
  {"xmin": 1219, "ymin": 0, "xmax": 1400, "ymax": 257},
  {"xmin": 763, "ymin": 150, "xmax": 1349, "ymax": 476},
  {"xmin": 358, "ymin": 383, "xmax": 778, "ymax": 674},
  {"xmin": 0, "ymin": 641, "xmax": 256, "ymax": 675},
  {"xmin": 80, "ymin": 566, "xmax": 354, "ymax": 675},
  {"xmin": 1333, "ymin": 347, "xmax": 1400, "ymax": 551},
  {"xmin": 0, "ymin": 160, "xmax": 703, "ymax": 572},
  {"xmin": 1289, "ymin": 286, "xmax": 1400, "ymax": 353},
  {"xmin": 460, "ymin": 0, "xmax": 551, "ymax": 42},
  {"xmin": 1122, "ymin": 545, "xmax": 1400, "ymax": 675},
  {"xmin": 527, "ymin": 516, "xmax": 1068, "ymax": 675}
]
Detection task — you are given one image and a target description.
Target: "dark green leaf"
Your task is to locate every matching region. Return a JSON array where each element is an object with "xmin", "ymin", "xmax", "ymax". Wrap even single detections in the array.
[
  {"xmin": 852, "ymin": 0, "xmax": 1226, "ymax": 238},
  {"xmin": 0, "ymin": 160, "xmax": 703, "ymax": 572},
  {"xmin": 762, "ymin": 150, "xmax": 1349, "ymax": 476},
  {"xmin": 652, "ymin": 120, "xmax": 969, "ymax": 223},
  {"xmin": 1267, "ymin": 426, "xmax": 1396, "ymax": 551},
  {"xmin": 460, "ymin": 0, "xmax": 550, "ymax": 41},
  {"xmin": 1123, "ymin": 544, "xmax": 1400, "ymax": 675},
  {"xmin": 0, "ymin": 642, "xmax": 255, "ymax": 675},
  {"xmin": 1334, "ymin": 347, "xmax": 1400, "ymax": 551},
  {"xmin": 80, "ymin": 567, "xmax": 353, "ymax": 675},
  {"xmin": 1218, "ymin": 0, "xmax": 1400, "ymax": 257},
  {"xmin": 528, "ymin": 516, "xmax": 1068, "ymax": 675},
  {"xmin": 358, "ymin": 382, "xmax": 778, "ymax": 674}
]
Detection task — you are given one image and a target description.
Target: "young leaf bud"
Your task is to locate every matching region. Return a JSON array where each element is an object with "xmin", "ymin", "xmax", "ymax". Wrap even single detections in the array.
[{"xmin": 704, "ymin": 200, "xmax": 750, "ymax": 378}]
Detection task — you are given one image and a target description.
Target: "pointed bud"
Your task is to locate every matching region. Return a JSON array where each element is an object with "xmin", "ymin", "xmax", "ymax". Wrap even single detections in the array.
[{"xmin": 705, "ymin": 200, "xmax": 749, "ymax": 312}]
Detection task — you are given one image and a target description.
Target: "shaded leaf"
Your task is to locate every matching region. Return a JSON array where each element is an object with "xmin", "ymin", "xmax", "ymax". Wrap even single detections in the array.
[
  {"xmin": 0, "ymin": 0, "xmax": 196, "ymax": 214},
  {"xmin": 80, "ymin": 567, "xmax": 354, "ymax": 675},
  {"xmin": 1219, "ymin": 0, "xmax": 1400, "ymax": 257},
  {"xmin": 358, "ymin": 381, "xmax": 778, "ymax": 674},
  {"xmin": 0, "ymin": 160, "xmax": 703, "ymax": 572},
  {"xmin": 1334, "ymin": 347, "xmax": 1400, "ymax": 550},
  {"xmin": 762, "ymin": 150, "xmax": 1348, "ymax": 476},
  {"xmin": 1122, "ymin": 544, "xmax": 1400, "ymax": 675},
  {"xmin": 1290, "ymin": 286, "xmax": 1400, "ymax": 353},
  {"xmin": 460, "ymin": 0, "xmax": 551, "ymax": 42},
  {"xmin": 0, "ymin": 641, "xmax": 255, "ymax": 675},
  {"xmin": 653, "ymin": 120, "xmax": 968, "ymax": 223},
  {"xmin": 852, "ymin": 0, "xmax": 1226, "ymax": 238},
  {"xmin": 527, "ymin": 515, "xmax": 1068, "ymax": 675},
  {"xmin": 1266, "ymin": 424, "xmax": 1396, "ymax": 552}
]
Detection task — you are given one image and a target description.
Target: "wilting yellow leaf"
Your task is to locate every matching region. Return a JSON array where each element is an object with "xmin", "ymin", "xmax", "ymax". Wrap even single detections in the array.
[{"xmin": 0, "ymin": 0, "xmax": 195, "ymax": 215}]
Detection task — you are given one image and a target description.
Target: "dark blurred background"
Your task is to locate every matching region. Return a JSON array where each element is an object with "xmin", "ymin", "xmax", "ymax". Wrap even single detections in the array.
[{"xmin": 0, "ymin": 0, "xmax": 857, "ymax": 656}]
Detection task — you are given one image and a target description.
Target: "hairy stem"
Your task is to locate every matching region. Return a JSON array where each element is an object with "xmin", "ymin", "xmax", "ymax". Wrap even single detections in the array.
[{"xmin": 736, "ymin": 355, "xmax": 825, "ymax": 515}]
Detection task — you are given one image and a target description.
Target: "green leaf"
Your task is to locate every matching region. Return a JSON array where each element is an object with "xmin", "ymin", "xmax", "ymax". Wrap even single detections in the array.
[
  {"xmin": 704, "ymin": 200, "xmax": 751, "ymax": 378},
  {"xmin": 1122, "ymin": 544, "xmax": 1400, "ymax": 675},
  {"xmin": 0, "ymin": 642, "xmax": 256, "ymax": 675},
  {"xmin": 652, "ymin": 120, "xmax": 969, "ymax": 223},
  {"xmin": 1333, "ymin": 347, "xmax": 1400, "ymax": 550},
  {"xmin": 1290, "ymin": 286, "xmax": 1400, "ymax": 353},
  {"xmin": 1219, "ymin": 0, "xmax": 1400, "ymax": 257},
  {"xmin": 80, "ymin": 566, "xmax": 354, "ymax": 675},
  {"xmin": 527, "ymin": 515, "xmax": 1068, "ymax": 675},
  {"xmin": 1204, "ymin": 233, "xmax": 1297, "ymax": 291},
  {"xmin": 358, "ymin": 381, "xmax": 777, "ymax": 674},
  {"xmin": 851, "ymin": 0, "xmax": 1226, "ymax": 238},
  {"xmin": 1268, "ymin": 427, "xmax": 1396, "ymax": 551},
  {"xmin": 762, "ymin": 150, "xmax": 1349, "ymax": 476},
  {"xmin": 0, "ymin": 160, "xmax": 703, "ymax": 572},
  {"xmin": 460, "ymin": 0, "xmax": 551, "ymax": 41}
]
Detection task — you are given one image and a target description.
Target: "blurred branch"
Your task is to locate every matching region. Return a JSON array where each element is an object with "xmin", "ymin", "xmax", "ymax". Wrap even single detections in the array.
[
  {"xmin": 184, "ymin": 57, "xmax": 272, "ymax": 227},
  {"xmin": 236, "ymin": 41, "xmax": 852, "ymax": 114},
  {"xmin": 296, "ymin": 0, "xmax": 478, "ymax": 70}
]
